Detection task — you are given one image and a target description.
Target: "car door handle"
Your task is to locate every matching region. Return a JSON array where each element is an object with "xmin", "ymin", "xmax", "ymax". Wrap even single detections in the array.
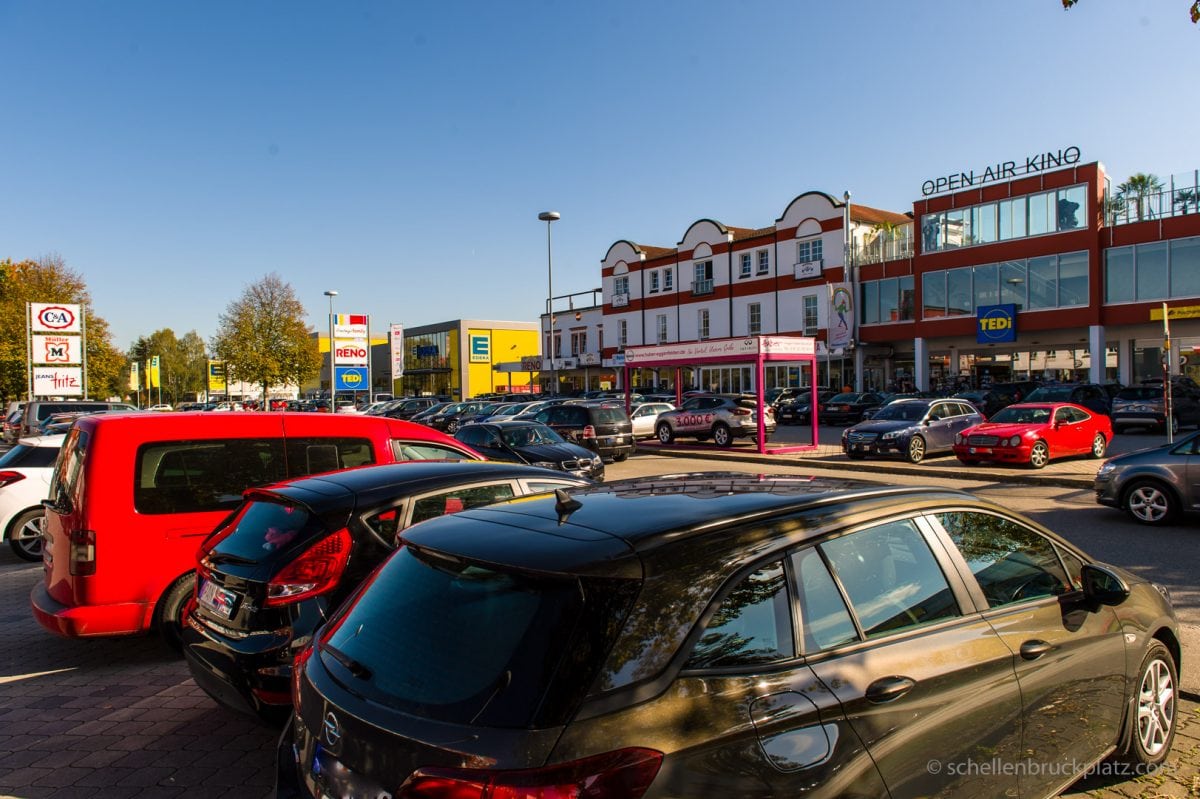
[
  {"xmin": 865, "ymin": 676, "xmax": 916, "ymax": 703},
  {"xmin": 1020, "ymin": 639, "xmax": 1054, "ymax": 660}
]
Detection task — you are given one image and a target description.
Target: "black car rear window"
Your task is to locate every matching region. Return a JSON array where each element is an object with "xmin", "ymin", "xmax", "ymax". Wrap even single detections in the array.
[
  {"xmin": 208, "ymin": 499, "xmax": 326, "ymax": 563},
  {"xmin": 0, "ymin": 443, "xmax": 59, "ymax": 469},
  {"xmin": 321, "ymin": 546, "xmax": 610, "ymax": 728},
  {"xmin": 1117, "ymin": 387, "xmax": 1162, "ymax": 401},
  {"xmin": 590, "ymin": 408, "xmax": 627, "ymax": 425}
]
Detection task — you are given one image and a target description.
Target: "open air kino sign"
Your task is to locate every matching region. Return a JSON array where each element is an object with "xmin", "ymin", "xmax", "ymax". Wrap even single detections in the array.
[{"xmin": 921, "ymin": 146, "xmax": 1081, "ymax": 197}]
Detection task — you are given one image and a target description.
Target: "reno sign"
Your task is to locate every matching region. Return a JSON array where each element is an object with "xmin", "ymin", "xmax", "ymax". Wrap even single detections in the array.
[{"xmin": 31, "ymin": 303, "xmax": 82, "ymax": 333}]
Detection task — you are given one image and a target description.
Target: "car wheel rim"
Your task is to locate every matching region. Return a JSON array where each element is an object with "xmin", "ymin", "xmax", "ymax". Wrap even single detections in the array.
[
  {"xmin": 1092, "ymin": 435, "xmax": 1106, "ymax": 457},
  {"xmin": 1137, "ymin": 658, "xmax": 1175, "ymax": 757},
  {"xmin": 14, "ymin": 517, "xmax": 43, "ymax": 557},
  {"xmin": 1031, "ymin": 443, "xmax": 1048, "ymax": 468},
  {"xmin": 1129, "ymin": 487, "xmax": 1169, "ymax": 522},
  {"xmin": 658, "ymin": 427, "xmax": 670, "ymax": 443},
  {"xmin": 714, "ymin": 428, "xmax": 729, "ymax": 446},
  {"xmin": 909, "ymin": 438, "xmax": 924, "ymax": 462}
]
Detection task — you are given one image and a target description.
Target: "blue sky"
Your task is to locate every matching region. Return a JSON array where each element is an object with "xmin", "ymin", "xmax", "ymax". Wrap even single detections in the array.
[{"xmin": 3, "ymin": 0, "xmax": 1196, "ymax": 350}]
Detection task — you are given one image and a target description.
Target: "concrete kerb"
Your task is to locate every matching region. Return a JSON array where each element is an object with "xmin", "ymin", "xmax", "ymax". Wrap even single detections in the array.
[{"xmin": 639, "ymin": 445, "xmax": 1098, "ymax": 490}]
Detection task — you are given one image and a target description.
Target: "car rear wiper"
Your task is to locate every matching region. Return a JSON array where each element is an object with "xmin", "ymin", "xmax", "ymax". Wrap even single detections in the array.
[
  {"xmin": 324, "ymin": 643, "xmax": 373, "ymax": 681},
  {"xmin": 205, "ymin": 552, "xmax": 257, "ymax": 566}
]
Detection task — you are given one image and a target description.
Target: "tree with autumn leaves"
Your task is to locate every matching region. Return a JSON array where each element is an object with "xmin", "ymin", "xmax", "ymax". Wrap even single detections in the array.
[{"xmin": 0, "ymin": 256, "xmax": 126, "ymax": 401}]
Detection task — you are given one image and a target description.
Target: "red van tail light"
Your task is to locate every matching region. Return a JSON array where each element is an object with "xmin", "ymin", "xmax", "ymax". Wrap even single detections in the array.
[
  {"xmin": 397, "ymin": 747, "xmax": 664, "ymax": 799},
  {"xmin": 582, "ymin": 425, "xmax": 597, "ymax": 439},
  {"xmin": 69, "ymin": 529, "xmax": 96, "ymax": 576},
  {"xmin": 265, "ymin": 528, "xmax": 352, "ymax": 607},
  {"xmin": 0, "ymin": 470, "xmax": 26, "ymax": 488}
]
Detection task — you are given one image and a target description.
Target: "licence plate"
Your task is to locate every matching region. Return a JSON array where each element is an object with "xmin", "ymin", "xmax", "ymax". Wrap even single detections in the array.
[
  {"xmin": 198, "ymin": 578, "xmax": 237, "ymax": 619},
  {"xmin": 853, "ymin": 444, "xmax": 866, "ymax": 452},
  {"xmin": 968, "ymin": 446, "xmax": 992, "ymax": 454}
]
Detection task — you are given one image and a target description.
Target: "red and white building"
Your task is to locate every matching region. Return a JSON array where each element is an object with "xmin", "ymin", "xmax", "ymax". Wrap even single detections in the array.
[{"xmin": 556, "ymin": 149, "xmax": 1200, "ymax": 394}]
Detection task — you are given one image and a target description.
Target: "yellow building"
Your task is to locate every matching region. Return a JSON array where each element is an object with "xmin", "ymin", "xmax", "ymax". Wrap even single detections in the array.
[{"xmin": 394, "ymin": 319, "xmax": 540, "ymax": 399}]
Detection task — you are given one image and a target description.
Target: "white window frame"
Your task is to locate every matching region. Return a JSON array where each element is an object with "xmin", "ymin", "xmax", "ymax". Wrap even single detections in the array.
[
  {"xmin": 797, "ymin": 238, "xmax": 823, "ymax": 264},
  {"xmin": 656, "ymin": 314, "xmax": 668, "ymax": 344},
  {"xmin": 663, "ymin": 267, "xmax": 673, "ymax": 291},
  {"xmin": 649, "ymin": 270, "xmax": 660, "ymax": 293},
  {"xmin": 757, "ymin": 250, "xmax": 770, "ymax": 275},
  {"xmin": 803, "ymin": 295, "xmax": 819, "ymax": 336},
  {"xmin": 614, "ymin": 275, "xmax": 629, "ymax": 295},
  {"xmin": 748, "ymin": 303, "xmax": 762, "ymax": 335},
  {"xmin": 699, "ymin": 309, "xmax": 710, "ymax": 340},
  {"xmin": 740, "ymin": 252, "xmax": 752, "ymax": 278},
  {"xmin": 618, "ymin": 319, "xmax": 628, "ymax": 349}
]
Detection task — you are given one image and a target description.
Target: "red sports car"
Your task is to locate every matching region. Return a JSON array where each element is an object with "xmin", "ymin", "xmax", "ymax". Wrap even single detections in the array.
[{"xmin": 953, "ymin": 402, "xmax": 1112, "ymax": 469}]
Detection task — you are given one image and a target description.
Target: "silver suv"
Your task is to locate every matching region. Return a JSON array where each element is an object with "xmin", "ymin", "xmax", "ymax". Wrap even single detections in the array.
[{"xmin": 654, "ymin": 394, "xmax": 775, "ymax": 446}]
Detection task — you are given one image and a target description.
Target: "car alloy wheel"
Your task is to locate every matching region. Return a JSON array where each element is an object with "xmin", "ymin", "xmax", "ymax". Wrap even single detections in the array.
[
  {"xmin": 712, "ymin": 423, "xmax": 732, "ymax": 447},
  {"xmin": 1091, "ymin": 434, "xmax": 1107, "ymax": 458},
  {"xmin": 1132, "ymin": 642, "xmax": 1177, "ymax": 763},
  {"xmin": 1125, "ymin": 480, "xmax": 1177, "ymax": 526},
  {"xmin": 656, "ymin": 422, "xmax": 674, "ymax": 444},
  {"xmin": 7, "ymin": 508, "xmax": 44, "ymax": 561},
  {"xmin": 906, "ymin": 436, "xmax": 925, "ymax": 464},
  {"xmin": 1029, "ymin": 441, "xmax": 1049, "ymax": 469},
  {"xmin": 446, "ymin": 420, "xmax": 459, "ymax": 433}
]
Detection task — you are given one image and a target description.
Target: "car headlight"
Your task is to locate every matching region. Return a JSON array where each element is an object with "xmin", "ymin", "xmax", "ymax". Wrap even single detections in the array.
[
  {"xmin": 1007, "ymin": 435, "xmax": 1021, "ymax": 447},
  {"xmin": 1096, "ymin": 462, "xmax": 1117, "ymax": 477},
  {"xmin": 1153, "ymin": 582, "xmax": 1172, "ymax": 604},
  {"xmin": 591, "ymin": 454, "xmax": 602, "ymax": 464},
  {"xmin": 841, "ymin": 429, "xmax": 849, "ymax": 440},
  {"xmin": 531, "ymin": 461, "xmax": 557, "ymax": 469},
  {"xmin": 955, "ymin": 432, "xmax": 965, "ymax": 443},
  {"xmin": 880, "ymin": 430, "xmax": 901, "ymax": 440}
]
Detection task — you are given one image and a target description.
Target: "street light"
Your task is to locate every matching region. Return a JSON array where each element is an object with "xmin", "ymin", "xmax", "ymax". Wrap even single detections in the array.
[
  {"xmin": 538, "ymin": 211, "xmax": 560, "ymax": 396},
  {"xmin": 324, "ymin": 290, "xmax": 338, "ymax": 398}
]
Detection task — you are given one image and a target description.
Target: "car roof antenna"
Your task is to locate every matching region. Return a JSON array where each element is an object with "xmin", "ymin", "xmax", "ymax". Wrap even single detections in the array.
[{"xmin": 554, "ymin": 488, "xmax": 582, "ymax": 525}]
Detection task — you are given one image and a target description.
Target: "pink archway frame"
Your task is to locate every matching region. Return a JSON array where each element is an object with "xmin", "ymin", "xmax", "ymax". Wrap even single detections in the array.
[{"xmin": 624, "ymin": 335, "xmax": 819, "ymax": 455}]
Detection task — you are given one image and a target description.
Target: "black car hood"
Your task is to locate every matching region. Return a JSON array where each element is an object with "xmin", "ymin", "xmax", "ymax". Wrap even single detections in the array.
[
  {"xmin": 512, "ymin": 442, "xmax": 594, "ymax": 462},
  {"xmin": 848, "ymin": 419, "xmax": 914, "ymax": 434}
]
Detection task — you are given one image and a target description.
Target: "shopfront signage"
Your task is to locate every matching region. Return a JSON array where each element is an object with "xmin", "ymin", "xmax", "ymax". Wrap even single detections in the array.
[
  {"xmin": 31, "ymin": 303, "xmax": 82, "ymax": 333},
  {"xmin": 469, "ymin": 333, "xmax": 491, "ymax": 363},
  {"xmin": 334, "ymin": 339, "xmax": 369, "ymax": 365},
  {"xmin": 1151, "ymin": 305, "xmax": 1200, "ymax": 321},
  {"xmin": 625, "ymin": 336, "xmax": 816, "ymax": 364},
  {"xmin": 333, "ymin": 314, "xmax": 369, "ymax": 339},
  {"xmin": 976, "ymin": 304, "xmax": 1018, "ymax": 344},
  {"xmin": 520, "ymin": 355, "xmax": 541, "ymax": 371},
  {"xmin": 415, "ymin": 345, "xmax": 439, "ymax": 358},
  {"xmin": 33, "ymin": 367, "xmax": 83, "ymax": 396},
  {"xmin": 335, "ymin": 366, "xmax": 367, "ymax": 390},
  {"xmin": 389, "ymin": 324, "xmax": 404, "ymax": 378},
  {"xmin": 32, "ymin": 335, "xmax": 81, "ymax": 364},
  {"xmin": 794, "ymin": 260, "xmax": 823, "ymax": 280},
  {"xmin": 922, "ymin": 146, "xmax": 1081, "ymax": 197}
]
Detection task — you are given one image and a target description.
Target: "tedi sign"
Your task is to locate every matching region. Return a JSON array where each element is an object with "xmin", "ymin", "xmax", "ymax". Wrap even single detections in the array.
[{"xmin": 922, "ymin": 146, "xmax": 1081, "ymax": 197}]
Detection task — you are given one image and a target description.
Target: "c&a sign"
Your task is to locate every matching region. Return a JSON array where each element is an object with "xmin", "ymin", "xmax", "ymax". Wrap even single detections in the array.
[
  {"xmin": 30, "ymin": 303, "xmax": 82, "ymax": 333},
  {"xmin": 977, "ymin": 304, "xmax": 1017, "ymax": 344}
]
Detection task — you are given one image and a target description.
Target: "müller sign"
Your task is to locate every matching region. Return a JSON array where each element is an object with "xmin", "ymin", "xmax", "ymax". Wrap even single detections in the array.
[{"xmin": 922, "ymin": 146, "xmax": 1081, "ymax": 197}]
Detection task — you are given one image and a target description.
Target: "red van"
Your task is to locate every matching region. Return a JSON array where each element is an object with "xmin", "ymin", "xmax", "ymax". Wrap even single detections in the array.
[{"xmin": 31, "ymin": 412, "xmax": 479, "ymax": 647}]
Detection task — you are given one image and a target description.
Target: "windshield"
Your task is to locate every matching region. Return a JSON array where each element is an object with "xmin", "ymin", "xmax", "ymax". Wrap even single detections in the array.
[
  {"xmin": 1027, "ymin": 387, "xmax": 1073, "ymax": 401},
  {"xmin": 501, "ymin": 425, "xmax": 565, "ymax": 447},
  {"xmin": 871, "ymin": 403, "xmax": 928, "ymax": 422},
  {"xmin": 829, "ymin": 393, "xmax": 860, "ymax": 403},
  {"xmin": 989, "ymin": 406, "xmax": 1052, "ymax": 425}
]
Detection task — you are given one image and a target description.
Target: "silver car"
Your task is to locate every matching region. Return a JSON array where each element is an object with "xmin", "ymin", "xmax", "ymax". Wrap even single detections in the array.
[
  {"xmin": 654, "ymin": 394, "xmax": 776, "ymax": 446},
  {"xmin": 629, "ymin": 401, "xmax": 676, "ymax": 439},
  {"xmin": 1095, "ymin": 431, "xmax": 1200, "ymax": 525}
]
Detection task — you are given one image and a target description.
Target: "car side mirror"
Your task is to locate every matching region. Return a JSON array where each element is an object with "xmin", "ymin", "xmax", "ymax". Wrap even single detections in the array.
[{"xmin": 1081, "ymin": 563, "xmax": 1130, "ymax": 606}]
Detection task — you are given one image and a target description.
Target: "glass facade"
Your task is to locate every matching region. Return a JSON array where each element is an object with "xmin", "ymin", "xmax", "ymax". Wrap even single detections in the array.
[
  {"xmin": 921, "ymin": 251, "xmax": 1089, "ymax": 318},
  {"xmin": 922, "ymin": 184, "xmax": 1087, "ymax": 252},
  {"xmin": 860, "ymin": 276, "xmax": 915, "ymax": 325},
  {"xmin": 1105, "ymin": 235, "xmax": 1200, "ymax": 303}
]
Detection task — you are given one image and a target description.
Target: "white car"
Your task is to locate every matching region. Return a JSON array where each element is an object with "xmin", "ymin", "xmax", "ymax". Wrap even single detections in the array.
[
  {"xmin": 0, "ymin": 434, "xmax": 64, "ymax": 561},
  {"xmin": 630, "ymin": 401, "xmax": 677, "ymax": 438}
]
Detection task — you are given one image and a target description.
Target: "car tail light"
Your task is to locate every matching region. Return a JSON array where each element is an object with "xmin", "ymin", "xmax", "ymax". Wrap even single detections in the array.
[
  {"xmin": 69, "ymin": 529, "xmax": 96, "ymax": 576},
  {"xmin": 734, "ymin": 408, "xmax": 752, "ymax": 416},
  {"xmin": 397, "ymin": 747, "xmax": 664, "ymax": 799},
  {"xmin": 582, "ymin": 425, "xmax": 597, "ymax": 439},
  {"xmin": 291, "ymin": 642, "xmax": 315, "ymax": 710},
  {"xmin": 0, "ymin": 471, "xmax": 26, "ymax": 488},
  {"xmin": 265, "ymin": 528, "xmax": 352, "ymax": 607}
]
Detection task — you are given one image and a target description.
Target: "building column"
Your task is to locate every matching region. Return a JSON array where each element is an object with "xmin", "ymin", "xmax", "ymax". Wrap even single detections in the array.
[
  {"xmin": 1118, "ymin": 338, "xmax": 1133, "ymax": 386},
  {"xmin": 1088, "ymin": 324, "xmax": 1106, "ymax": 384},
  {"xmin": 914, "ymin": 338, "xmax": 928, "ymax": 392},
  {"xmin": 854, "ymin": 347, "xmax": 865, "ymax": 392}
]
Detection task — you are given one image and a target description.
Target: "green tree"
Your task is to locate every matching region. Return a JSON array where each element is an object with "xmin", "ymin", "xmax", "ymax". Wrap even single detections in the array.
[
  {"xmin": 1117, "ymin": 173, "xmax": 1165, "ymax": 222},
  {"xmin": 210, "ymin": 273, "xmax": 321, "ymax": 405},
  {"xmin": 1062, "ymin": 0, "xmax": 1199, "ymax": 23},
  {"xmin": 1175, "ymin": 189, "xmax": 1199, "ymax": 214},
  {"xmin": 128, "ymin": 328, "xmax": 210, "ymax": 406},
  {"xmin": 0, "ymin": 255, "xmax": 125, "ymax": 400}
]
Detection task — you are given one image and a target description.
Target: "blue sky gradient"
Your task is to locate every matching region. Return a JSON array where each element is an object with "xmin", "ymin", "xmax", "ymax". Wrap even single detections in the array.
[{"xmin": 3, "ymin": 0, "xmax": 1196, "ymax": 348}]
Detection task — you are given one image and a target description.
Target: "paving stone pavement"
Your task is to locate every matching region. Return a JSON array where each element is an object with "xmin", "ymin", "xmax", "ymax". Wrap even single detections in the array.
[{"xmin": 2, "ymin": 541, "xmax": 1197, "ymax": 798}]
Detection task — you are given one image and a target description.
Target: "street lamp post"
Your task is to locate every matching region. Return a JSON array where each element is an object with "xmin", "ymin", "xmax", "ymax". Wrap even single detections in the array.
[
  {"xmin": 538, "ymin": 211, "xmax": 560, "ymax": 396},
  {"xmin": 324, "ymin": 290, "xmax": 338, "ymax": 399}
]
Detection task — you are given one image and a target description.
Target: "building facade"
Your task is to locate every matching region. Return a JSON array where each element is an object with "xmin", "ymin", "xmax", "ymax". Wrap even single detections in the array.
[
  {"xmin": 574, "ymin": 153, "xmax": 1200, "ymax": 394},
  {"xmin": 539, "ymin": 289, "xmax": 616, "ymax": 394},
  {"xmin": 396, "ymin": 319, "xmax": 540, "ymax": 399}
]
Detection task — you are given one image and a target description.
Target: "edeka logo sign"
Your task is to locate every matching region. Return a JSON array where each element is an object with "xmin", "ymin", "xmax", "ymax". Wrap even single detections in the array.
[
  {"xmin": 977, "ymin": 304, "xmax": 1017, "ymax": 344},
  {"xmin": 335, "ymin": 366, "xmax": 368, "ymax": 391},
  {"xmin": 469, "ymin": 333, "xmax": 491, "ymax": 363}
]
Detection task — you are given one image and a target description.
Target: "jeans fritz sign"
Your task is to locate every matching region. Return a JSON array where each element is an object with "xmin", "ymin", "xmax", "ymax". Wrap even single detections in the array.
[
  {"xmin": 30, "ymin": 303, "xmax": 82, "ymax": 333},
  {"xmin": 32, "ymin": 335, "xmax": 81, "ymax": 364},
  {"xmin": 33, "ymin": 367, "xmax": 83, "ymax": 396}
]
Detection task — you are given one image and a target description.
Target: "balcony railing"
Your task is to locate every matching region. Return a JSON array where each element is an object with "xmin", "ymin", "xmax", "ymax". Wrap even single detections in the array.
[
  {"xmin": 856, "ymin": 237, "xmax": 915, "ymax": 265},
  {"xmin": 1107, "ymin": 171, "xmax": 1200, "ymax": 227},
  {"xmin": 692, "ymin": 279, "xmax": 714, "ymax": 295}
]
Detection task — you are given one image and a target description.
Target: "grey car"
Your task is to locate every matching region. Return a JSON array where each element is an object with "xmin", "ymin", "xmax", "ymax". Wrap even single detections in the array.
[
  {"xmin": 842, "ymin": 398, "xmax": 984, "ymax": 463},
  {"xmin": 1095, "ymin": 431, "xmax": 1200, "ymax": 525},
  {"xmin": 654, "ymin": 394, "xmax": 776, "ymax": 446}
]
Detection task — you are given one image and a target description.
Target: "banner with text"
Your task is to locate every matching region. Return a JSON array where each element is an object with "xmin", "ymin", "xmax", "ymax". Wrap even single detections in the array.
[
  {"xmin": 827, "ymin": 283, "xmax": 854, "ymax": 350},
  {"xmin": 390, "ymin": 324, "xmax": 404, "ymax": 378},
  {"xmin": 34, "ymin": 367, "xmax": 83, "ymax": 396},
  {"xmin": 32, "ymin": 335, "xmax": 81, "ymax": 364},
  {"xmin": 30, "ymin": 303, "xmax": 82, "ymax": 334}
]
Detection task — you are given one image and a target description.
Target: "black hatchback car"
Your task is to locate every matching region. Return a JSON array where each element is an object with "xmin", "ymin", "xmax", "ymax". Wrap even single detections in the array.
[
  {"xmin": 279, "ymin": 473, "xmax": 1179, "ymax": 799},
  {"xmin": 182, "ymin": 461, "xmax": 590, "ymax": 722},
  {"xmin": 454, "ymin": 420, "xmax": 605, "ymax": 481}
]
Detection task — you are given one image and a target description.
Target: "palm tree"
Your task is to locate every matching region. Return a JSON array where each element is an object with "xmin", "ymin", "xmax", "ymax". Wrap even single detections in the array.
[
  {"xmin": 1175, "ymin": 189, "xmax": 1199, "ymax": 215},
  {"xmin": 871, "ymin": 220, "xmax": 900, "ymax": 260},
  {"xmin": 1117, "ymin": 173, "xmax": 1165, "ymax": 221},
  {"xmin": 1103, "ymin": 193, "xmax": 1128, "ymax": 225}
]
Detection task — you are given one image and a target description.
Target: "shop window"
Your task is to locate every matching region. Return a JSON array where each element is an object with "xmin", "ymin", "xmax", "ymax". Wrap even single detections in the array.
[
  {"xmin": 946, "ymin": 267, "xmax": 972, "ymax": 316},
  {"xmin": 1028, "ymin": 256, "xmax": 1058, "ymax": 309},
  {"xmin": 1136, "ymin": 242, "xmax": 1169, "ymax": 301},
  {"xmin": 1057, "ymin": 252, "xmax": 1089, "ymax": 306},
  {"xmin": 898, "ymin": 276, "xmax": 915, "ymax": 321},
  {"xmin": 973, "ymin": 263, "xmax": 998, "ymax": 309},
  {"xmin": 923, "ymin": 271, "xmax": 947, "ymax": 318},
  {"xmin": 862, "ymin": 281, "xmax": 880, "ymax": 325},
  {"xmin": 880, "ymin": 277, "xmax": 899, "ymax": 322}
]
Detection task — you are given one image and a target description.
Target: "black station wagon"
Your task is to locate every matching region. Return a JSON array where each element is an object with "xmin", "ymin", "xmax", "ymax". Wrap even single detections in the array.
[{"xmin": 278, "ymin": 473, "xmax": 1179, "ymax": 799}]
